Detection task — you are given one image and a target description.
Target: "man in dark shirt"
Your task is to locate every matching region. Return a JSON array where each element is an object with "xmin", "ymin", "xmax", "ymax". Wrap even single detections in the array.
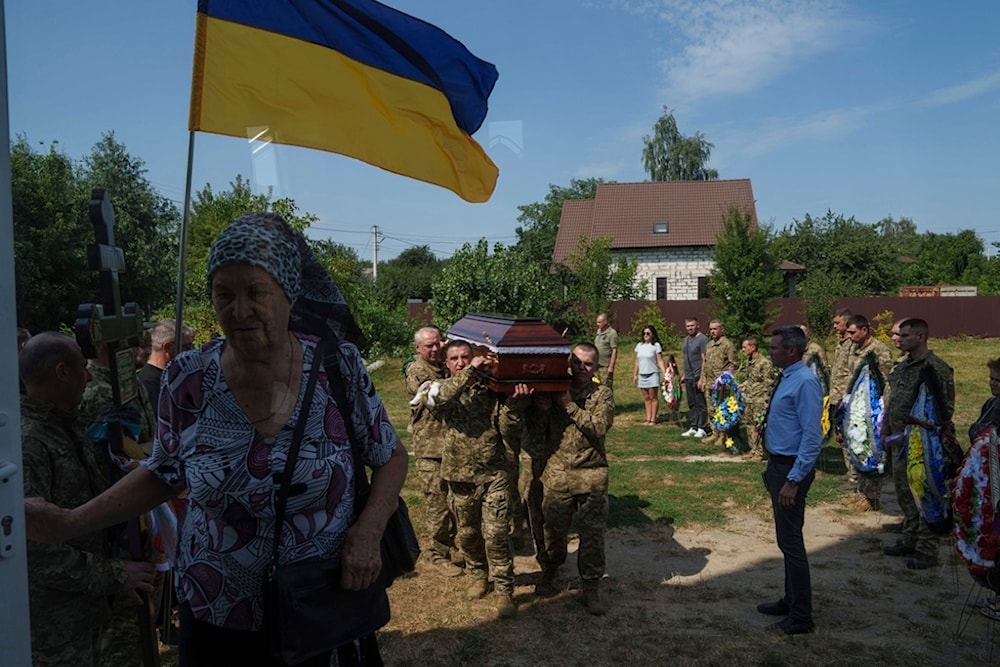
[
  {"xmin": 757, "ymin": 326, "xmax": 823, "ymax": 635},
  {"xmin": 137, "ymin": 320, "xmax": 193, "ymax": 418}
]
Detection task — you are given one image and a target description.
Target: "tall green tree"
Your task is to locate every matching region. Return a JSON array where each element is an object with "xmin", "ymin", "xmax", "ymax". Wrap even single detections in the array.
[
  {"xmin": 376, "ymin": 245, "xmax": 444, "ymax": 304},
  {"xmin": 11, "ymin": 137, "xmax": 90, "ymax": 332},
  {"xmin": 707, "ymin": 207, "xmax": 782, "ymax": 341},
  {"xmin": 431, "ymin": 240, "xmax": 551, "ymax": 328},
  {"xmin": 80, "ymin": 132, "xmax": 180, "ymax": 317},
  {"xmin": 771, "ymin": 210, "xmax": 900, "ymax": 298},
  {"xmin": 641, "ymin": 107, "xmax": 719, "ymax": 181},
  {"xmin": 185, "ymin": 175, "xmax": 317, "ymax": 302},
  {"xmin": 513, "ymin": 177, "xmax": 605, "ymax": 264},
  {"xmin": 311, "ymin": 240, "xmax": 411, "ymax": 357}
]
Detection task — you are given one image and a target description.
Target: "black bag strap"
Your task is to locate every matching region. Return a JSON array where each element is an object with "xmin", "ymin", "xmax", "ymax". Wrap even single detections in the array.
[
  {"xmin": 320, "ymin": 338, "xmax": 372, "ymax": 502},
  {"xmin": 268, "ymin": 338, "xmax": 326, "ymax": 577}
]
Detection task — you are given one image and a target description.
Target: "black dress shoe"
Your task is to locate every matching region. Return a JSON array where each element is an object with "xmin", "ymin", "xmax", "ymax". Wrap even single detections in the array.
[
  {"xmin": 883, "ymin": 540, "xmax": 916, "ymax": 557},
  {"xmin": 766, "ymin": 616, "xmax": 815, "ymax": 635},
  {"xmin": 756, "ymin": 600, "xmax": 790, "ymax": 616}
]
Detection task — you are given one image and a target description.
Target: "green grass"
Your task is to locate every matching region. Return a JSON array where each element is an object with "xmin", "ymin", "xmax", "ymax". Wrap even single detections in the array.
[{"xmin": 370, "ymin": 336, "xmax": 995, "ymax": 532}]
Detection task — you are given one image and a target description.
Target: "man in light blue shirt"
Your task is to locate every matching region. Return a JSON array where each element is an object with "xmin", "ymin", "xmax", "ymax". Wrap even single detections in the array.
[{"xmin": 756, "ymin": 325, "xmax": 823, "ymax": 635}]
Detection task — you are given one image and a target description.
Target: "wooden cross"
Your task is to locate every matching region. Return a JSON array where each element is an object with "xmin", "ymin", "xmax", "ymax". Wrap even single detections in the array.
[
  {"xmin": 74, "ymin": 189, "xmax": 144, "ymax": 403},
  {"xmin": 73, "ymin": 189, "xmax": 159, "ymax": 667}
]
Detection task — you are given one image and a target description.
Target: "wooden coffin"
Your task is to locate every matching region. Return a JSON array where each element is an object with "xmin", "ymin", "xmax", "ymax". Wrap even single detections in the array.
[{"xmin": 446, "ymin": 314, "xmax": 571, "ymax": 393}]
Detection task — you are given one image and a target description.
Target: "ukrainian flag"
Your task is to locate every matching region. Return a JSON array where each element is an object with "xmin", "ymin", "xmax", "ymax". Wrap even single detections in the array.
[{"xmin": 190, "ymin": 0, "xmax": 499, "ymax": 203}]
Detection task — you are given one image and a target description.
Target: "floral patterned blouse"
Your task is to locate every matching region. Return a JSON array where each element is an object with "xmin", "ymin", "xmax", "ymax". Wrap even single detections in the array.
[{"xmin": 145, "ymin": 333, "xmax": 398, "ymax": 631}]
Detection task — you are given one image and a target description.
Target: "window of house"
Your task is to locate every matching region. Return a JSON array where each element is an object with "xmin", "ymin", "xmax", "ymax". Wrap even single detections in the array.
[
  {"xmin": 655, "ymin": 277, "xmax": 667, "ymax": 300},
  {"xmin": 653, "ymin": 222, "xmax": 668, "ymax": 234},
  {"xmin": 697, "ymin": 276, "xmax": 711, "ymax": 300}
]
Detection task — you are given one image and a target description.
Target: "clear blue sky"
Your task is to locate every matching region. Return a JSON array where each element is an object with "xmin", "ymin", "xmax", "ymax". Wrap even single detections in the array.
[{"xmin": 7, "ymin": 1, "xmax": 1000, "ymax": 261}]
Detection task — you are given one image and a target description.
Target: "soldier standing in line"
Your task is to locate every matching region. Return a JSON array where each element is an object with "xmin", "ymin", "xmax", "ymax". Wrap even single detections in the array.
[
  {"xmin": 828, "ymin": 308, "xmax": 854, "ymax": 479},
  {"xmin": 404, "ymin": 326, "xmax": 463, "ymax": 576},
  {"xmin": 739, "ymin": 336, "xmax": 775, "ymax": 461},
  {"xmin": 843, "ymin": 315, "xmax": 894, "ymax": 511},
  {"xmin": 431, "ymin": 340, "xmax": 517, "ymax": 618},
  {"xmin": 701, "ymin": 319, "xmax": 738, "ymax": 444},
  {"xmin": 20, "ymin": 332, "xmax": 155, "ymax": 667},
  {"xmin": 799, "ymin": 325, "xmax": 828, "ymax": 379},
  {"xmin": 509, "ymin": 343, "xmax": 615, "ymax": 615},
  {"xmin": 882, "ymin": 318, "xmax": 955, "ymax": 570}
]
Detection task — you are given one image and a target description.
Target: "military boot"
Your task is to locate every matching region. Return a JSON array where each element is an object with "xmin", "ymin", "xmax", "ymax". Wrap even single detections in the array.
[
  {"xmin": 535, "ymin": 566, "xmax": 558, "ymax": 597},
  {"xmin": 581, "ymin": 583, "xmax": 607, "ymax": 616},
  {"xmin": 496, "ymin": 592, "xmax": 517, "ymax": 619},
  {"xmin": 466, "ymin": 577, "xmax": 491, "ymax": 600}
]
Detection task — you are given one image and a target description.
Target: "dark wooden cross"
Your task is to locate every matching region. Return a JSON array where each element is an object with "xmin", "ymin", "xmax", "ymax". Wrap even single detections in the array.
[{"xmin": 73, "ymin": 189, "xmax": 159, "ymax": 667}]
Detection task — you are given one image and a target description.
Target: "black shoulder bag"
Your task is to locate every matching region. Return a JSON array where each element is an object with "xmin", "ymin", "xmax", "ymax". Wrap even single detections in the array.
[
  {"xmin": 321, "ymin": 338, "xmax": 420, "ymax": 583},
  {"xmin": 265, "ymin": 340, "xmax": 392, "ymax": 665}
]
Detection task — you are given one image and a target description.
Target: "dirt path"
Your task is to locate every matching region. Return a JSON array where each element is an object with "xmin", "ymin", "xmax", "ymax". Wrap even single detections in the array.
[{"xmin": 383, "ymin": 488, "xmax": 998, "ymax": 666}]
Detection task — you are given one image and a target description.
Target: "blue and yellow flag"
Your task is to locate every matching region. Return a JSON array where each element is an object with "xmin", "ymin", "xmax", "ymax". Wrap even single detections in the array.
[{"xmin": 190, "ymin": 0, "xmax": 499, "ymax": 202}]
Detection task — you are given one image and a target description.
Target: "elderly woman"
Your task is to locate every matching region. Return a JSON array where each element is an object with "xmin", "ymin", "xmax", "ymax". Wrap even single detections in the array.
[{"xmin": 25, "ymin": 213, "xmax": 408, "ymax": 666}]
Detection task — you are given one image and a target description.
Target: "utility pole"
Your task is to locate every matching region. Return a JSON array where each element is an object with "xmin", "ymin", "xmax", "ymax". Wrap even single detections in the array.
[{"xmin": 372, "ymin": 224, "xmax": 378, "ymax": 281}]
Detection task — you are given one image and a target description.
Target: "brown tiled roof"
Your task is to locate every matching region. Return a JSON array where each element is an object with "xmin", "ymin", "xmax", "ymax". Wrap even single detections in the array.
[
  {"xmin": 551, "ymin": 199, "xmax": 594, "ymax": 265},
  {"xmin": 552, "ymin": 179, "xmax": 757, "ymax": 264}
]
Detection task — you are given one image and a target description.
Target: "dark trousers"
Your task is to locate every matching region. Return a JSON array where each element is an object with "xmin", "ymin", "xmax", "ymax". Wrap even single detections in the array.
[
  {"xmin": 178, "ymin": 603, "xmax": 382, "ymax": 667},
  {"xmin": 685, "ymin": 378, "xmax": 708, "ymax": 429},
  {"xmin": 763, "ymin": 461, "xmax": 815, "ymax": 623}
]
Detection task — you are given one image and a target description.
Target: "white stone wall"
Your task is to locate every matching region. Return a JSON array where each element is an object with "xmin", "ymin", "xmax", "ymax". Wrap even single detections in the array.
[{"xmin": 614, "ymin": 247, "xmax": 714, "ymax": 301}]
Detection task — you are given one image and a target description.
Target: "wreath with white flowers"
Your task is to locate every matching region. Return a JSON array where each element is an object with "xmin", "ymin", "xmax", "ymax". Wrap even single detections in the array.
[{"xmin": 841, "ymin": 352, "xmax": 885, "ymax": 477}]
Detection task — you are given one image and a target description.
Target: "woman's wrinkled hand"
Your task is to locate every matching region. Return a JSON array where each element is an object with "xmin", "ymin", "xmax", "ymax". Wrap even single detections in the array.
[{"xmin": 340, "ymin": 521, "xmax": 383, "ymax": 591}]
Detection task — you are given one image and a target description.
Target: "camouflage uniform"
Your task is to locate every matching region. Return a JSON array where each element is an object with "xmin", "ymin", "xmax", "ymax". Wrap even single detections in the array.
[
  {"xmin": 431, "ymin": 366, "xmax": 514, "ymax": 594},
  {"xmin": 741, "ymin": 353, "xmax": 775, "ymax": 458},
  {"xmin": 79, "ymin": 362, "xmax": 156, "ymax": 452},
  {"xmin": 829, "ymin": 336, "xmax": 856, "ymax": 482},
  {"xmin": 78, "ymin": 363, "xmax": 164, "ymax": 667},
  {"xmin": 702, "ymin": 336, "xmax": 738, "ymax": 436},
  {"xmin": 512, "ymin": 383, "xmax": 614, "ymax": 589},
  {"xmin": 501, "ymin": 396, "xmax": 555, "ymax": 558},
  {"xmin": 803, "ymin": 340, "xmax": 827, "ymax": 372},
  {"xmin": 21, "ymin": 395, "xmax": 129, "ymax": 667},
  {"xmin": 405, "ymin": 356, "xmax": 456, "ymax": 563},
  {"xmin": 884, "ymin": 350, "xmax": 955, "ymax": 558},
  {"xmin": 846, "ymin": 337, "xmax": 894, "ymax": 503},
  {"xmin": 828, "ymin": 337, "xmax": 854, "ymax": 406}
]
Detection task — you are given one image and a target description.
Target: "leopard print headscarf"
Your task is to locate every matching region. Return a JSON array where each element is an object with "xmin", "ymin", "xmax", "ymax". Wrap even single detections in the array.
[{"xmin": 207, "ymin": 212, "xmax": 362, "ymax": 345}]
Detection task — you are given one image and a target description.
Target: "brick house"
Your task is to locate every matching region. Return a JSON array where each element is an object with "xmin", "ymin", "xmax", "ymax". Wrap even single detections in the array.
[{"xmin": 552, "ymin": 179, "xmax": 758, "ymax": 300}]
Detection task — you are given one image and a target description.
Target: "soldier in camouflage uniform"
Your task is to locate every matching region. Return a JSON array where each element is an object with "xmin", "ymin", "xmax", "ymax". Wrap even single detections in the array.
[
  {"xmin": 844, "ymin": 315, "xmax": 894, "ymax": 510},
  {"xmin": 882, "ymin": 318, "xmax": 954, "ymax": 569},
  {"xmin": 508, "ymin": 343, "xmax": 615, "ymax": 615},
  {"xmin": 799, "ymin": 325, "xmax": 828, "ymax": 386},
  {"xmin": 431, "ymin": 341, "xmax": 516, "ymax": 619},
  {"xmin": 20, "ymin": 333, "xmax": 155, "ymax": 667},
  {"xmin": 738, "ymin": 337, "xmax": 775, "ymax": 460},
  {"xmin": 701, "ymin": 320, "xmax": 738, "ymax": 444},
  {"xmin": 404, "ymin": 326, "xmax": 462, "ymax": 576},
  {"xmin": 828, "ymin": 308, "xmax": 855, "ymax": 480}
]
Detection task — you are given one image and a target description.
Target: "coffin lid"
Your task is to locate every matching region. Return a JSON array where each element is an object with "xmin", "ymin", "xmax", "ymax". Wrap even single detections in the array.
[{"xmin": 446, "ymin": 313, "xmax": 570, "ymax": 355}]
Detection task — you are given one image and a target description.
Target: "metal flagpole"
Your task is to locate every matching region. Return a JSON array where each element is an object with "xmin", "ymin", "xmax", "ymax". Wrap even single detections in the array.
[{"xmin": 173, "ymin": 130, "xmax": 196, "ymax": 349}]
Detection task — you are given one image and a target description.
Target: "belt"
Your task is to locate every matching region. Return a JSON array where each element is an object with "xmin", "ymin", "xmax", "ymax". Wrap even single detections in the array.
[{"xmin": 767, "ymin": 453, "xmax": 797, "ymax": 465}]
